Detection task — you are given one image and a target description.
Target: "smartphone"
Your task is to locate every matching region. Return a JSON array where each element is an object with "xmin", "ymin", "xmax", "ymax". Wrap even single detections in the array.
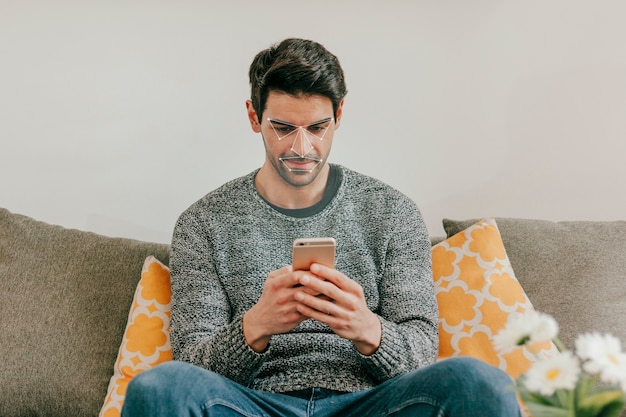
[{"xmin": 292, "ymin": 237, "xmax": 336, "ymax": 271}]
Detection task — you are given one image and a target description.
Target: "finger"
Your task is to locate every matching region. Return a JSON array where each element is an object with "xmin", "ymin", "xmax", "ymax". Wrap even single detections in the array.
[
  {"xmin": 309, "ymin": 263, "xmax": 355, "ymax": 291},
  {"xmin": 295, "ymin": 290, "xmax": 337, "ymax": 316},
  {"xmin": 269, "ymin": 267, "xmax": 306, "ymax": 290},
  {"xmin": 297, "ymin": 272, "xmax": 341, "ymax": 301},
  {"xmin": 301, "ymin": 267, "xmax": 360, "ymax": 305},
  {"xmin": 295, "ymin": 303, "xmax": 336, "ymax": 325},
  {"xmin": 268, "ymin": 265, "xmax": 292, "ymax": 277},
  {"xmin": 299, "ymin": 286, "xmax": 325, "ymax": 297}
]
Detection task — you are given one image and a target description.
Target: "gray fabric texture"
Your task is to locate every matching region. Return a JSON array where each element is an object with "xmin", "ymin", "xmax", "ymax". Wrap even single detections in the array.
[
  {"xmin": 443, "ymin": 217, "xmax": 626, "ymax": 348},
  {"xmin": 170, "ymin": 165, "xmax": 438, "ymax": 393},
  {"xmin": 0, "ymin": 207, "xmax": 169, "ymax": 417}
]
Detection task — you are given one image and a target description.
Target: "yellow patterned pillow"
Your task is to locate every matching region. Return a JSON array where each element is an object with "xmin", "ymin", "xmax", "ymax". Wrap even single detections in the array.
[
  {"xmin": 432, "ymin": 218, "xmax": 556, "ymax": 379},
  {"xmin": 99, "ymin": 256, "xmax": 172, "ymax": 417}
]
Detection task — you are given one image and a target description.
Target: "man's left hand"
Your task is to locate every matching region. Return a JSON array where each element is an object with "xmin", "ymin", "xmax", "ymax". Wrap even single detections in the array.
[{"xmin": 294, "ymin": 263, "xmax": 382, "ymax": 356}]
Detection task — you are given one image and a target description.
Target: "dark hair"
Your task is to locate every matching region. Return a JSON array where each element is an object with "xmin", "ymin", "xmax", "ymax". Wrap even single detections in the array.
[{"xmin": 249, "ymin": 38, "xmax": 348, "ymax": 122}]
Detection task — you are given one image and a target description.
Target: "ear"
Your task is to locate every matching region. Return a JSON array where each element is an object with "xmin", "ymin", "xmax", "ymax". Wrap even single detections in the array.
[
  {"xmin": 246, "ymin": 100, "xmax": 262, "ymax": 133},
  {"xmin": 334, "ymin": 99, "xmax": 344, "ymax": 130}
]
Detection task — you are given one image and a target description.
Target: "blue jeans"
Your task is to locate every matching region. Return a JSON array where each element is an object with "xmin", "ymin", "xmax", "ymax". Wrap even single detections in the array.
[{"xmin": 121, "ymin": 357, "xmax": 521, "ymax": 417}]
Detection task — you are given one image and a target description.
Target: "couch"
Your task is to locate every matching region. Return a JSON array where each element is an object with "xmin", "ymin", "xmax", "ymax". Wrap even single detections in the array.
[{"xmin": 1, "ymin": 206, "xmax": 625, "ymax": 416}]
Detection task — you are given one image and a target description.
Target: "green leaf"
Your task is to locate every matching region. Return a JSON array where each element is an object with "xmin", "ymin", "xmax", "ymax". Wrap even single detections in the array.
[
  {"xmin": 555, "ymin": 389, "xmax": 572, "ymax": 409},
  {"xmin": 596, "ymin": 400, "xmax": 626, "ymax": 417},
  {"xmin": 524, "ymin": 402, "xmax": 572, "ymax": 417},
  {"xmin": 578, "ymin": 390, "xmax": 626, "ymax": 412},
  {"xmin": 575, "ymin": 373, "xmax": 595, "ymax": 399},
  {"xmin": 519, "ymin": 390, "xmax": 559, "ymax": 407}
]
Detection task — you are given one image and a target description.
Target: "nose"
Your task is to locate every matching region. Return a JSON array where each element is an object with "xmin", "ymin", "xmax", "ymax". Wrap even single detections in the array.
[{"xmin": 291, "ymin": 127, "xmax": 313, "ymax": 157}]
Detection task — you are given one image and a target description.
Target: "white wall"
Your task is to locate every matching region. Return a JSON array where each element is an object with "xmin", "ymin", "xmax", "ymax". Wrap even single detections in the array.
[{"xmin": 2, "ymin": 1, "xmax": 625, "ymax": 243}]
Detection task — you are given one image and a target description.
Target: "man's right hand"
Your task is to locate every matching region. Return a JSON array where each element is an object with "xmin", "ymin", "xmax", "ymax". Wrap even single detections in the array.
[{"xmin": 242, "ymin": 266, "xmax": 309, "ymax": 353}]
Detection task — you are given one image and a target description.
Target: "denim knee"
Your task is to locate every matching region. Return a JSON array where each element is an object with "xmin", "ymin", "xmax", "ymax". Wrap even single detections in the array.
[
  {"xmin": 125, "ymin": 361, "xmax": 178, "ymax": 399},
  {"xmin": 437, "ymin": 357, "xmax": 520, "ymax": 414},
  {"xmin": 128, "ymin": 361, "xmax": 212, "ymax": 398},
  {"xmin": 444, "ymin": 356, "xmax": 511, "ymax": 379}
]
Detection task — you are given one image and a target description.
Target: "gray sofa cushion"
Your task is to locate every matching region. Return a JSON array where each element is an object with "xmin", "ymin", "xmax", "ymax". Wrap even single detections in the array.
[
  {"xmin": 443, "ymin": 217, "xmax": 626, "ymax": 348},
  {"xmin": 0, "ymin": 208, "xmax": 169, "ymax": 417}
]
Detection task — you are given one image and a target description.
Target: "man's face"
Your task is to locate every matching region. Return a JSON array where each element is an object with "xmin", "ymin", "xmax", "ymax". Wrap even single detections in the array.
[{"xmin": 249, "ymin": 91, "xmax": 342, "ymax": 188}]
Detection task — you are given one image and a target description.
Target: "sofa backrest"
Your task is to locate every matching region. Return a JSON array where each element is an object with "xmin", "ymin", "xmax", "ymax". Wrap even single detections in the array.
[
  {"xmin": 0, "ymin": 208, "xmax": 170, "ymax": 417},
  {"xmin": 443, "ymin": 217, "xmax": 626, "ymax": 348}
]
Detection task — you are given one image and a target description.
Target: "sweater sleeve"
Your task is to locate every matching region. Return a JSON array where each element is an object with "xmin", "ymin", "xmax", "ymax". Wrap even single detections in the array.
[
  {"xmin": 358, "ymin": 198, "xmax": 439, "ymax": 381},
  {"xmin": 169, "ymin": 208, "xmax": 267, "ymax": 385}
]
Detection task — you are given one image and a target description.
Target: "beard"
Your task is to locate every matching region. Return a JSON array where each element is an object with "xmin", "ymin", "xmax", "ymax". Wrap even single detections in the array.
[
  {"xmin": 270, "ymin": 152, "xmax": 326, "ymax": 188},
  {"xmin": 260, "ymin": 131, "xmax": 331, "ymax": 188}
]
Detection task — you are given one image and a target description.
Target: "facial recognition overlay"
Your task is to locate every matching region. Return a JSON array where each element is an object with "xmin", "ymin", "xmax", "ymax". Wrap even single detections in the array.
[{"xmin": 268, "ymin": 117, "xmax": 334, "ymax": 172}]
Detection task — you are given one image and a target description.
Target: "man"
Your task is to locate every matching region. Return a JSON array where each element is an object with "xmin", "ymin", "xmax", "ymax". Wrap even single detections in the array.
[{"xmin": 122, "ymin": 38, "xmax": 520, "ymax": 416}]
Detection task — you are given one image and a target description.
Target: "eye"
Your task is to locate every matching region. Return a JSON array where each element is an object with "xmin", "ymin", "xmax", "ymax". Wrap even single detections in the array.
[
  {"xmin": 307, "ymin": 125, "xmax": 326, "ymax": 133},
  {"xmin": 276, "ymin": 126, "xmax": 295, "ymax": 134}
]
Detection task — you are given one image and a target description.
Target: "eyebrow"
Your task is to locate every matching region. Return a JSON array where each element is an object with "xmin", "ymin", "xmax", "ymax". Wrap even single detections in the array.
[{"xmin": 267, "ymin": 117, "xmax": 333, "ymax": 128}]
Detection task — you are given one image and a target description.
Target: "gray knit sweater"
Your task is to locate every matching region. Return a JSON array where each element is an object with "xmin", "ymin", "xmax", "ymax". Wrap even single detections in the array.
[{"xmin": 169, "ymin": 164, "xmax": 438, "ymax": 393}]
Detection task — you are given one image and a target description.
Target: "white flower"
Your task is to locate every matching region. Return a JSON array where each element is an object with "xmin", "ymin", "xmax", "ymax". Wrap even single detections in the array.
[
  {"xmin": 493, "ymin": 310, "xmax": 559, "ymax": 353},
  {"xmin": 530, "ymin": 312, "xmax": 560, "ymax": 343},
  {"xmin": 523, "ymin": 351, "xmax": 581, "ymax": 396},
  {"xmin": 576, "ymin": 332, "xmax": 626, "ymax": 385}
]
